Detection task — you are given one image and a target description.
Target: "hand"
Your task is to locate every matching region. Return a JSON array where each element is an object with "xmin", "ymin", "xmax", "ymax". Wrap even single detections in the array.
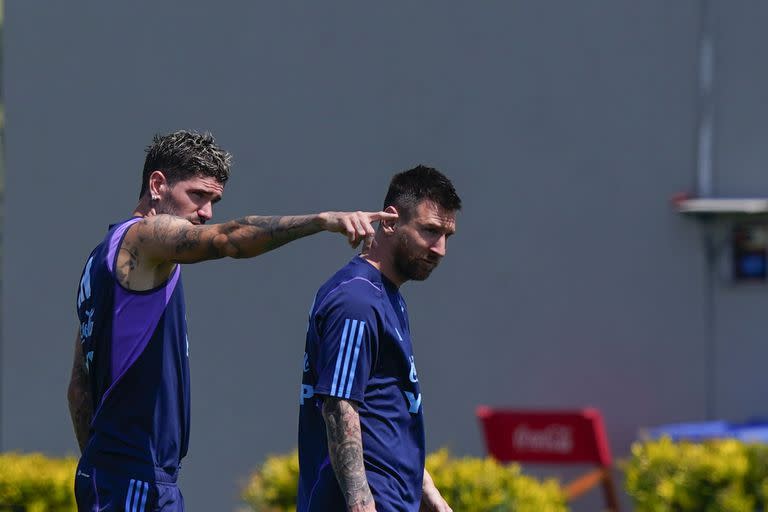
[
  {"xmin": 320, "ymin": 211, "xmax": 398, "ymax": 249},
  {"xmin": 420, "ymin": 469, "xmax": 452, "ymax": 512},
  {"xmin": 419, "ymin": 488, "xmax": 452, "ymax": 512}
]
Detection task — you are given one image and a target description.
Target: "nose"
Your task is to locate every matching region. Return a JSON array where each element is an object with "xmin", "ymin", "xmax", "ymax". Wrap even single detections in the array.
[
  {"xmin": 198, "ymin": 202, "xmax": 213, "ymax": 222},
  {"xmin": 430, "ymin": 236, "xmax": 447, "ymax": 258}
]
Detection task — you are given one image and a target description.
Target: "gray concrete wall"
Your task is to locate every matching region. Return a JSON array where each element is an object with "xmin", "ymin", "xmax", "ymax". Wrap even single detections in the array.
[
  {"xmin": 692, "ymin": 2, "xmax": 768, "ymax": 428},
  {"xmin": 4, "ymin": 2, "xmax": 767, "ymax": 511}
]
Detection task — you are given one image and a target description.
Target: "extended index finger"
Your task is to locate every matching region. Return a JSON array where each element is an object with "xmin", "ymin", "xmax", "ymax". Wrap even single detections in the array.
[{"xmin": 367, "ymin": 211, "xmax": 398, "ymax": 222}]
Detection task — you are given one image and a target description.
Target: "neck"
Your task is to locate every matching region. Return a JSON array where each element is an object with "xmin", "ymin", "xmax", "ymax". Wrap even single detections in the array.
[
  {"xmin": 132, "ymin": 196, "xmax": 154, "ymax": 218},
  {"xmin": 362, "ymin": 236, "xmax": 407, "ymax": 287}
]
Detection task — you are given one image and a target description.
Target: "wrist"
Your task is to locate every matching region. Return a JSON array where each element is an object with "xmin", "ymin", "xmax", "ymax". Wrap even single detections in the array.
[
  {"xmin": 346, "ymin": 487, "xmax": 375, "ymax": 512},
  {"xmin": 348, "ymin": 505, "xmax": 376, "ymax": 512},
  {"xmin": 316, "ymin": 212, "xmax": 330, "ymax": 231}
]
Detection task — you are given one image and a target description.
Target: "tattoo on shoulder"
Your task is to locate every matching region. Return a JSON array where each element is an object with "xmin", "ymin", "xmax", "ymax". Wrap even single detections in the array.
[
  {"xmin": 146, "ymin": 215, "xmax": 222, "ymax": 261},
  {"xmin": 116, "ymin": 240, "xmax": 138, "ymax": 288}
]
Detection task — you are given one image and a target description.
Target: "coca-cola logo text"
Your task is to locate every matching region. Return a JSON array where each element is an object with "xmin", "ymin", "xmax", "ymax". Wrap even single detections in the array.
[{"xmin": 512, "ymin": 424, "xmax": 574, "ymax": 454}]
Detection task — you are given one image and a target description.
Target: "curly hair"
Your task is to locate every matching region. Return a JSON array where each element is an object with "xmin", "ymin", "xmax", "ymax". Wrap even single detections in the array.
[{"xmin": 139, "ymin": 130, "xmax": 232, "ymax": 198}]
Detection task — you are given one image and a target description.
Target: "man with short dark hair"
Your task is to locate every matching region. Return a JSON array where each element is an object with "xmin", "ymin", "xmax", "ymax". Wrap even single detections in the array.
[
  {"xmin": 298, "ymin": 165, "xmax": 461, "ymax": 512},
  {"xmin": 67, "ymin": 130, "xmax": 396, "ymax": 512}
]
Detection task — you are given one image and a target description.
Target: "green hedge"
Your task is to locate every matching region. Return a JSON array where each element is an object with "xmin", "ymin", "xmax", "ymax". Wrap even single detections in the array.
[
  {"xmin": 425, "ymin": 449, "xmax": 568, "ymax": 512},
  {"xmin": 14, "ymin": 435, "xmax": 768, "ymax": 512},
  {"xmin": 241, "ymin": 448, "xmax": 568, "ymax": 512},
  {"xmin": 0, "ymin": 453, "xmax": 77, "ymax": 512},
  {"xmin": 624, "ymin": 436, "xmax": 768, "ymax": 511}
]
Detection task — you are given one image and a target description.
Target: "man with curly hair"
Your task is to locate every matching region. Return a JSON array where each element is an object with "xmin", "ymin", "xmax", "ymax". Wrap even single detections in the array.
[{"xmin": 67, "ymin": 130, "xmax": 395, "ymax": 511}]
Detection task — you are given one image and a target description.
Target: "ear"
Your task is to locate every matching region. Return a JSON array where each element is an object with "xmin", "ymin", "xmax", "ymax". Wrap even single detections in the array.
[
  {"xmin": 381, "ymin": 205, "xmax": 398, "ymax": 234},
  {"xmin": 148, "ymin": 170, "xmax": 168, "ymax": 200}
]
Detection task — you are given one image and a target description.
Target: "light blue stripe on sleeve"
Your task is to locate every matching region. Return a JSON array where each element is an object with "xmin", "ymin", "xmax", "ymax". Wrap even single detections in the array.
[
  {"xmin": 344, "ymin": 321, "xmax": 366, "ymax": 399},
  {"xmin": 125, "ymin": 479, "xmax": 135, "ymax": 512},
  {"xmin": 330, "ymin": 319, "xmax": 351, "ymax": 396},
  {"xmin": 131, "ymin": 481, "xmax": 142, "ymax": 512},
  {"xmin": 139, "ymin": 481, "xmax": 149, "ymax": 512},
  {"xmin": 336, "ymin": 320, "xmax": 359, "ymax": 397}
]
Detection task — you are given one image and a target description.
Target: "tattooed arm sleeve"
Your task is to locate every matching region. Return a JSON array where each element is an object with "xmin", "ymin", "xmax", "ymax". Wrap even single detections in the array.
[
  {"xmin": 129, "ymin": 210, "xmax": 394, "ymax": 265},
  {"xmin": 322, "ymin": 397, "xmax": 377, "ymax": 512},
  {"xmin": 67, "ymin": 331, "xmax": 93, "ymax": 454}
]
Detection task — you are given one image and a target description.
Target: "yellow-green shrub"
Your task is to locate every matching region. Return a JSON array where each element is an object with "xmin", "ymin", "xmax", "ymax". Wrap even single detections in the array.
[
  {"xmin": 624, "ymin": 436, "xmax": 768, "ymax": 512},
  {"xmin": 241, "ymin": 449, "xmax": 568, "ymax": 512},
  {"xmin": 242, "ymin": 450, "xmax": 300, "ymax": 512},
  {"xmin": 0, "ymin": 452, "xmax": 77, "ymax": 512},
  {"xmin": 425, "ymin": 449, "xmax": 568, "ymax": 512}
]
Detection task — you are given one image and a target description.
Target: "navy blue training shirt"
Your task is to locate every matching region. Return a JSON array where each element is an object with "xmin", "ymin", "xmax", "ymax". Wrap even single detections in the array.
[
  {"xmin": 76, "ymin": 217, "xmax": 190, "ymax": 481},
  {"xmin": 298, "ymin": 256, "xmax": 426, "ymax": 512}
]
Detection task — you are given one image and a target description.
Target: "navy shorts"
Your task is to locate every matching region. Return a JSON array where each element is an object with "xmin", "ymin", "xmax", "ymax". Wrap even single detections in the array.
[{"xmin": 74, "ymin": 461, "xmax": 184, "ymax": 512}]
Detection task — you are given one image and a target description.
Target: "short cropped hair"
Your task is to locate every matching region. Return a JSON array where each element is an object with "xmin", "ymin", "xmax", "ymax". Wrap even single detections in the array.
[
  {"xmin": 383, "ymin": 165, "xmax": 462, "ymax": 220},
  {"xmin": 139, "ymin": 130, "xmax": 232, "ymax": 198}
]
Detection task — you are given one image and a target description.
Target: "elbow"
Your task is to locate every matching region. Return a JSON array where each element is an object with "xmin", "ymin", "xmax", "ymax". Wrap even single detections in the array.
[{"xmin": 211, "ymin": 233, "xmax": 241, "ymax": 259}]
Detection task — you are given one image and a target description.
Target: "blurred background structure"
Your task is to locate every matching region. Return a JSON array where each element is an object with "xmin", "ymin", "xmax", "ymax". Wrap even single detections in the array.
[{"xmin": 4, "ymin": 2, "xmax": 768, "ymax": 510}]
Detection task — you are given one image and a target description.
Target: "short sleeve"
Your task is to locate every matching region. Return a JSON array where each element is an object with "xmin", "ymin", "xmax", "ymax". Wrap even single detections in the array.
[{"xmin": 312, "ymin": 283, "xmax": 379, "ymax": 403}]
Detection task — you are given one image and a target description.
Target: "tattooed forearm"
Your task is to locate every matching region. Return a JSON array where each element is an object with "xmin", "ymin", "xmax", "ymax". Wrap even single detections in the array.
[
  {"xmin": 67, "ymin": 339, "xmax": 93, "ymax": 454},
  {"xmin": 322, "ymin": 398, "xmax": 375, "ymax": 511},
  {"xmin": 221, "ymin": 215, "xmax": 324, "ymax": 257},
  {"xmin": 142, "ymin": 214, "xmax": 324, "ymax": 264},
  {"xmin": 130, "ymin": 210, "xmax": 383, "ymax": 267}
]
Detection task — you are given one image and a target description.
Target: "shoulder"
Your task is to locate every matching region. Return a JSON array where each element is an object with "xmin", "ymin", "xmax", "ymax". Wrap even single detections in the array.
[
  {"xmin": 321, "ymin": 276, "xmax": 383, "ymax": 310},
  {"xmin": 126, "ymin": 214, "xmax": 191, "ymax": 237},
  {"xmin": 315, "ymin": 269, "xmax": 384, "ymax": 318},
  {"xmin": 121, "ymin": 215, "xmax": 196, "ymax": 262}
]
